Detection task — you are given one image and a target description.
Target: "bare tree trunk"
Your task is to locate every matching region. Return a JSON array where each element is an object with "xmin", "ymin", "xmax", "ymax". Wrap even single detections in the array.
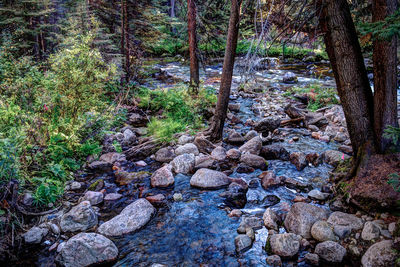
[
  {"xmin": 171, "ymin": 0, "xmax": 176, "ymax": 18},
  {"xmin": 187, "ymin": 0, "xmax": 199, "ymax": 94},
  {"xmin": 373, "ymin": 0, "xmax": 399, "ymax": 153},
  {"xmin": 121, "ymin": 0, "xmax": 130, "ymax": 83},
  {"xmin": 317, "ymin": 0, "xmax": 376, "ymax": 158},
  {"xmin": 207, "ymin": 0, "xmax": 242, "ymax": 141}
]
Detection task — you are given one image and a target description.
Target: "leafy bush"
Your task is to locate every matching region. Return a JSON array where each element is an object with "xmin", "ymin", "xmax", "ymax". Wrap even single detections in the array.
[
  {"xmin": 285, "ymin": 84, "xmax": 339, "ymax": 111},
  {"xmin": 136, "ymin": 85, "xmax": 216, "ymax": 142}
]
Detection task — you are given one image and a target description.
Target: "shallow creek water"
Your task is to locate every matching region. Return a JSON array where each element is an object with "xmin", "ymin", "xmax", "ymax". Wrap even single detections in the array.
[{"xmin": 112, "ymin": 60, "xmax": 340, "ymax": 266}]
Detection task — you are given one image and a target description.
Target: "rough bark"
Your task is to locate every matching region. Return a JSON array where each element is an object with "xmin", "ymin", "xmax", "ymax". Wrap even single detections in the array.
[
  {"xmin": 373, "ymin": 0, "xmax": 399, "ymax": 152},
  {"xmin": 121, "ymin": 0, "xmax": 130, "ymax": 82},
  {"xmin": 207, "ymin": 0, "xmax": 242, "ymax": 141},
  {"xmin": 188, "ymin": 0, "xmax": 199, "ymax": 94},
  {"xmin": 317, "ymin": 0, "xmax": 376, "ymax": 157}
]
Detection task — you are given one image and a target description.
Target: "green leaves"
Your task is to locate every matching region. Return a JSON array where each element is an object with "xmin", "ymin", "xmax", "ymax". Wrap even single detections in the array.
[{"xmin": 359, "ymin": 9, "xmax": 400, "ymax": 40}]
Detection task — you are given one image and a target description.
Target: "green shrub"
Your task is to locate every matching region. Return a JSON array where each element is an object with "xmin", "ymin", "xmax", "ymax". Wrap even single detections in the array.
[
  {"xmin": 286, "ymin": 84, "xmax": 339, "ymax": 111},
  {"xmin": 136, "ymin": 85, "xmax": 216, "ymax": 142}
]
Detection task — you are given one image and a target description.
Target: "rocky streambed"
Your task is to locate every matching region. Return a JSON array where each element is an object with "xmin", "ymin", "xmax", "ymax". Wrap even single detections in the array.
[{"xmin": 23, "ymin": 58, "xmax": 399, "ymax": 267}]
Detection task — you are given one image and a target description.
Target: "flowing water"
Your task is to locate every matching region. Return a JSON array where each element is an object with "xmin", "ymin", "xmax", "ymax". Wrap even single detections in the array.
[{"xmin": 112, "ymin": 59, "xmax": 339, "ymax": 266}]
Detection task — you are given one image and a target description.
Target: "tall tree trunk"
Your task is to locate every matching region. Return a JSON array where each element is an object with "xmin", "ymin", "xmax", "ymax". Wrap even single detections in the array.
[
  {"xmin": 171, "ymin": 0, "xmax": 176, "ymax": 18},
  {"xmin": 207, "ymin": 0, "xmax": 242, "ymax": 141},
  {"xmin": 317, "ymin": 0, "xmax": 376, "ymax": 158},
  {"xmin": 187, "ymin": 0, "xmax": 199, "ymax": 94},
  {"xmin": 373, "ymin": 0, "xmax": 399, "ymax": 153},
  {"xmin": 121, "ymin": 0, "xmax": 130, "ymax": 83}
]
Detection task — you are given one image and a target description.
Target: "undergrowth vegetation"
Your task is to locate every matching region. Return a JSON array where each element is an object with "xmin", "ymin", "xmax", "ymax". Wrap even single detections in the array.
[
  {"xmin": 0, "ymin": 26, "xmax": 123, "ymax": 206},
  {"xmin": 283, "ymin": 84, "xmax": 339, "ymax": 111},
  {"xmin": 135, "ymin": 85, "xmax": 217, "ymax": 142}
]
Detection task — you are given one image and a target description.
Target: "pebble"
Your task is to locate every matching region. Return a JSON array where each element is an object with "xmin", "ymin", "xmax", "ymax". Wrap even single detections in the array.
[{"xmin": 173, "ymin": 193, "xmax": 183, "ymax": 202}]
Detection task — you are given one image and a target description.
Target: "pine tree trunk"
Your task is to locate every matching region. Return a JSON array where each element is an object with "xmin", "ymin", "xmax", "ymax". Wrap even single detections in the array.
[
  {"xmin": 317, "ymin": 0, "xmax": 376, "ymax": 157},
  {"xmin": 373, "ymin": 0, "xmax": 399, "ymax": 153},
  {"xmin": 207, "ymin": 0, "xmax": 242, "ymax": 141},
  {"xmin": 187, "ymin": 0, "xmax": 199, "ymax": 94},
  {"xmin": 121, "ymin": 0, "xmax": 130, "ymax": 83}
]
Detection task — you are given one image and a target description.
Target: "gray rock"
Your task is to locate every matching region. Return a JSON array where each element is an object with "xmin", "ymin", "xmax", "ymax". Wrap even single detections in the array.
[
  {"xmin": 228, "ymin": 103, "xmax": 241, "ymax": 112},
  {"xmin": 226, "ymin": 148, "xmax": 241, "ymax": 160},
  {"xmin": 244, "ymin": 130, "xmax": 258, "ymax": 141},
  {"xmin": 260, "ymin": 145, "xmax": 289, "ymax": 161},
  {"xmin": 235, "ymin": 234, "xmax": 253, "ymax": 253},
  {"xmin": 175, "ymin": 143, "xmax": 199, "ymax": 156},
  {"xmin": 151, "ymin": 165, "xmax": 174, "ymax": 188},
  {"xmin": 308, "ymin": 189, "xmax": 330, "ymax": 201},
  {"xmin": 266, "ymin": 255, "xmax": 282, "ymax": 266},
  {"xmin": 322, "ymin": 150, "xmax": 350, "ymax": 167},
  {"xmin": 260, "ymin": 171, "xmax": 282, "ymax": 189},
  {"xmin": 194, "ymin": 155, "xmax": 217, "ymax": 169},
  {"xmin": 24, "ymin": 226, "xmax": 49, "ymax": 244},
  {"xmin": 22, "ymin": 192, "xmax": 34, "ymax": 206},
  {"xmin": 171, "ymin": 153, "xmax": 195, "ymax": 174},
  {"xmin": 155, "ymin": 147, "xmax": 176, "ymax": 163},
  {"xmin": 190, "ymin": 168, "xmax": 230, "ymax": 189},
  {"xmin": 88, "ymin": 161, "xmax": 112, "ymax": 172},
  {"xmin": 60, "ymin": 201, "xmax": 98, "ymax": 232},
  {"xmin": 361, "ymin": 221, "xmax": 381, "ymax": 241},
  {"xmin": 173, "ymin": 193, "xmax": 183, "ymax": 201},
  {"xmin": 99, "ymin": 152, "xmax": 126, "ymax": 165},
  {"xmin": 311, "ymin": 221, "xmax": 336, "ymax": 242},
  {"xmin": 104, "ymin": 193, "xmax": 122, "ymax": 201},
  {"xmin": 269, "ymin": 233, "xmax": 301, "ymax": 258},
  {"xmin": 282, "ymin": 72, "xmax": 298, "ymax": 83},
  {"xmin": 81, "ymin": 191, "xmax": 104, "ymax": 205},
  {"xmin": 57, "ymin": 233, "xmax": 118, "ymax": 267},
  {"xmin": 361, "ymin": 240, "xmax": 396, "ymax": 267},
  {"xmin": 284, "ymin": 203, "xmax": 329, "ymax": 238},
  {"xmin": 123, "ymin": 129, "xmax": 136, "ymax": 145},
  {"xmin": 388, "ymin": 222, "xmax": 396, "ymax": 235},
  {"xmin": 327, "ymin": 212, "xmax": 363, "ymax": 238},
  {"xmin": 305, "ymin": 253, "xmax": 319, "ymax": 266},
  {"xmin": 315, "ymin": 241, "xmax": 346, "ymax": 263},
  {"xmin": 97, "ymin": 198, "xmax": 155, "ymax": 237},
  {"xmin": 239, "ymin": 136, "xmax": 262, "ymax": 155},
  {"xmin": 178, "ymin": 135, "xmax": 195, "ymax": 145},
  {"xmin": 227, "ymin": 131, "xmax": 245, "ymax": 145},
  {"xmin": 194, "ymin": 136, "xmax": 216, "ymax": 154},
  {"xmin": 254, "ymin": 117, "xmax": 281, "ymax": 135},
  {"xmin": 240, "ymin": 153, "xmax": 268, "ymax": 170},
  {"xmin": 263, "ymin": 208, "xmax": 280, "ymax": 230},
  {"xmin": 211, "ymin": 146, "xmax": 227, "ymax": 161},
  {"xmin": 289, "ymin": 152, "xmax": 308, "ymax": 171},
  {"xmin": 238, "ymin": 216, "xmax": 263, "ymax": 233},
  {"xmin": 70, "ymin": 182, "xmax": 82, "ymax": 190}
]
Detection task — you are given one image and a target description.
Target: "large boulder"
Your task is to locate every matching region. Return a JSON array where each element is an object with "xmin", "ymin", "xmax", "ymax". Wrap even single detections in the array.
[
  {"xmin": 327, "ymin": 212, "xmax": 363, "ymax": 238},
  {"xmin": 97, "ymin": 198, "xmax": 155, "ymax": 237},
  {"xmin": 361, "ymin": 240, "xmax": 396, "ymax": 267},
  {"xmin": 240, "ymin": 153, "xmax": 268, "ymax": 170},
  {"xmin": 269, "ymin": 233, "xmax": 301, "ymax": 258},
  {"xmin": 254, "ymin": 117, "xmax": 281, "ymax": 135},
  {"xmin": 361, "ymin": 221, "xmax": 381, "ymax": 241},
  {"xmin": 220, "ymin": 182, "xmax": 248, "ymax": 208},
  {"xmin": 235, "ymin": 234, "xmax": 253, "ymax": 253},
  {"xmin": 60, "ymin": 201, "xmax": 98, "ymax": 232},
  {"xmin": 239, "ymin": 136, "xmax": 262, "ymax": 155},
  {"xmin": 284, "ymin": 203, "xmax": 329, "ymax": 238},
  {"xmin": 57, "ymin": 233, "xmax": 118, "ymax": 267},
  {"xmin": 171, "ymin": 153, "xmax": 195, "ymax": 174},
  {"xmin": 175, "ymin": 143, "xmax": 199, "ymax": 156},
  {"xmin": 315, "ymin": 241, "xmax": 346, "ymax": 263},
  {"xmin": 151, "ymin": 165, "xmax": 174, "ymax": 188},
  {"xmin": 190, "ymin": 168, "xmax": 230, "ymax": 189},
  {"xmin": 211, "ymin": 146, "xmax": 227, "ymax": 161}
]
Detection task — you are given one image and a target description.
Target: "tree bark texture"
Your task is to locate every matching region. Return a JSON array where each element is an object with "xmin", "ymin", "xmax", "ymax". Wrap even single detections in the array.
[
  {"xmin": 121, "ymin": 0, "xmax": 130, "ymax": 82},
  {"xmin": 208, "ymin": 0, "xmax": 242, "ymax": 141},
  {"xmin": 373, "ymin": 0, "xmax": 399, "ymax": 152},
  {"xmin": 188, "ymin": 0, "xmax": 199, "ymax": 93},
  {"xmin": 317, "ymin": 0, "xmax": 376, "ymax": 156}
]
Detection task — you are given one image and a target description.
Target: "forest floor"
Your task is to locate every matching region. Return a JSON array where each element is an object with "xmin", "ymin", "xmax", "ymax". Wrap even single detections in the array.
[{"xmin": 4, "ymin": 57, "xmax": 400, "ymax": 267}]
